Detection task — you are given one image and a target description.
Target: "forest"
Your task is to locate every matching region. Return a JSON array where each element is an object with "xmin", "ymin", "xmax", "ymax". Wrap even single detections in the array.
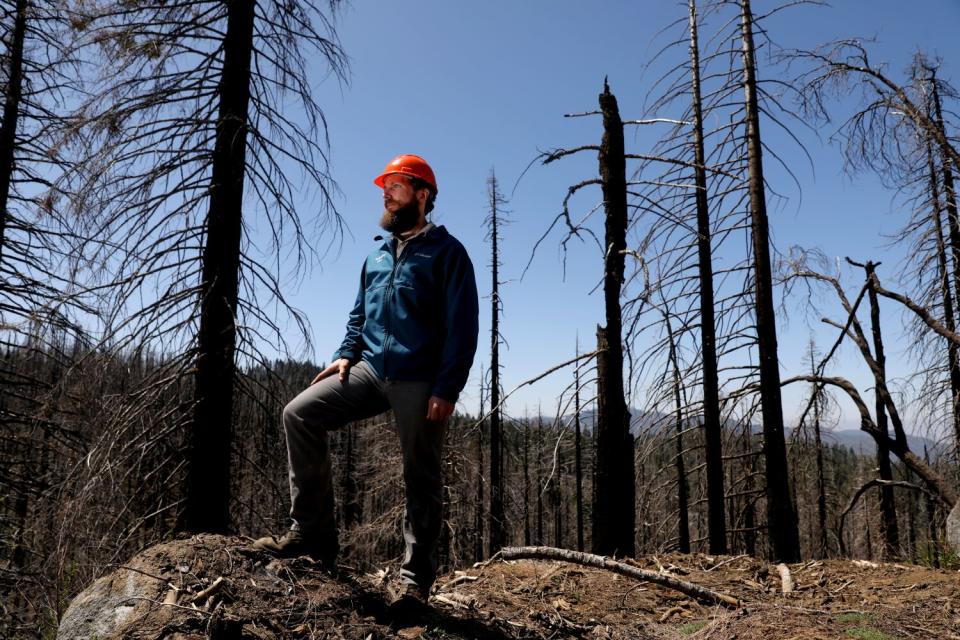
[{"xmin": 2, "ymin": 0, "xmax": 960, "ymax": 638}]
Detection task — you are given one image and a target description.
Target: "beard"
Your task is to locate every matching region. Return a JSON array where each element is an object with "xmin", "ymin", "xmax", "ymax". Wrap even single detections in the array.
[{"xmin": 379, "ymin": 200, "xmax": 421, "ymax": 234}]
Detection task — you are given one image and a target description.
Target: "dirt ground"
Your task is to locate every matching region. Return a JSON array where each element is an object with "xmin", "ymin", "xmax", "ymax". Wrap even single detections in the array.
[{"xmin": 57, "ymin": 534, "xmax": 960, "ymax": 640}]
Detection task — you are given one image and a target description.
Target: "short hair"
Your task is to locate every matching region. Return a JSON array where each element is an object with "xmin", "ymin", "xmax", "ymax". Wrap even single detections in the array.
[{"xmin": 408, "ymin": 177, "xmax": 437, "ymax": 214}]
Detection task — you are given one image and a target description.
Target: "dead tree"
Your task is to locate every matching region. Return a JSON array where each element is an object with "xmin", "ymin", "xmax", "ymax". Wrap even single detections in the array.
[
  {"xmin": 850, "ymin": 259, "xmax": 900, "ymax": 558},
  {"xmin": 808, "ymin": 342, "xmax": 830, "ymax": 558},
  {"xmin": 523, "ymin": 408, "xmax": 531, "ymax": 546},
  {"xmin": 923, "ymin": 445, "xmax": 941, "ymax": 567},
  {"xmin": 684, "ymin": 0, "xmax": 728, "ymax": 556},
  {"xmin": 738, "ymin": 0, "xmax": 800, "ymax": 562},
  {"xmin": 486, "ymin": 170, "xmax": 507, "ymax": 555},
  {"xmin": 0, "ymin": 3, "xmax": 90, "ymax": 633},
  {"xmin": 795, "ymin": 46, "xmax": 960, "ymax": 460},
  {"xmin": 781, "ymin": 258, "xmax": 958, "ymax": 508},
  {"xmin": 532, "ymin": 80, "xmax": 635, "ymax": 557},
  {"xmin": 592, "ymin": 82, "xmax": 636, "ymax": 557},
  {"xmin": 536, "ymin": 410, "xmax": 544, "ymax": 545},
  {"xmin": 573, "ymin": 338, "xmax": 585, "ymax": 552},
  {"xmin": 926, "ymin": 66, "xmax": 960, "ymax": 461},
  {"xmin": 664, "ymin": 308, "xmax": 691, "ymax": 553},
  {"xmin": 0, "ymin": 0, "xmax": 26, "ymax": 257},
  {"xmin": 68, "ymin": 0, "xmax": 347, "ymax": 532},
  {"xmin": 475, "ymin": 368, "xmax": 486, "ymax": 561}
]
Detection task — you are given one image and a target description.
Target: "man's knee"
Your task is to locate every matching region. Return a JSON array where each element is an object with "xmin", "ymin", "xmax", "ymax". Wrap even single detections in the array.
[{"xmin": 282, "ymin": 401, "xmax": 298, "ymax": 431}]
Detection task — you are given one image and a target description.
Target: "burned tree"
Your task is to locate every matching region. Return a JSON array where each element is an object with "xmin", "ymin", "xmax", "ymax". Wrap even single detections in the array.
[
  {"xmin": 593, "ymin": 82, "xmax": 636, "ymax": 557},
  {"xmin": 486, "ymin": 170, "xmax": 508, "ymax": 555},
  {"xmin": 686, "ymin": 0, "xmax": 726, "ymax": 555},
  {"xmin": 738, "ymin": 0, "xmax": 800, "ymax": 562},
  {"xmin": 65, "ymin": 0, "xmax": 347, "ymax": 533},
  {"xmin": 531, "ymin": 80, "xmax": 636, "ymax": 557}
]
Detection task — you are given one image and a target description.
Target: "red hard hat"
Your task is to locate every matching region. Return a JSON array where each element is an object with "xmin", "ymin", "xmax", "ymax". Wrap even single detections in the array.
[{"xmin": 374, "ymin": 154, "xmax": 438, "ymax": 194}]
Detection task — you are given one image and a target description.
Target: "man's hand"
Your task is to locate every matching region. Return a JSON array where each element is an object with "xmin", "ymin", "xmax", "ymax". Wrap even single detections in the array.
[
  {"xmin": 311, "ymin": 358, "xmax": 352, "ymax": 385},
  {"xmin": 426, "ymin": 395, "xmax": 455, "ymax": 422}
]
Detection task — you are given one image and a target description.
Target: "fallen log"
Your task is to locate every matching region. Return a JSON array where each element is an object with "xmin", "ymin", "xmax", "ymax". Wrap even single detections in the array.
[{"xmin": 501, "ymin": 546, "xmax": 740, "ymax": 608}]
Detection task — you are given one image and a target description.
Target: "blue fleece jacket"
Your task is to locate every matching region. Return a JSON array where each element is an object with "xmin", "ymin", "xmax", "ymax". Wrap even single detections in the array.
[{"xmin": 333, "ymin": 224, "xmax": 479, "ymax": 403}]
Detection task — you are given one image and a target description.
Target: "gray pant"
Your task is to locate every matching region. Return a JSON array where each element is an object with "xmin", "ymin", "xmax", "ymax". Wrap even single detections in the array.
[{"xmin": 282, "ymin": 360, "xmax": 446, "ymax": 590}]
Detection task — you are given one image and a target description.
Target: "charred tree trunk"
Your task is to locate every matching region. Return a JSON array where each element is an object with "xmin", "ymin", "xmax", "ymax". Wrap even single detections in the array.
[
  {"xmin": 553, "ymin": 434, "xmax": 563, "ymax": 548},
  {"xmin": 906, "ymin": 469, "xmax": 918, "ymax": 562},
  {"xmin": 665, "ymin": 313, "xmax": 691, "ymax": 553},
  {"xmin": 184, "ymin": 0, "xmax": 256, "ymax": 532},
  {"xmin": 0, "ymin": 0, "xmax": 27, "ymax": 260},
  {"xmin": 591, "ymin": 81, "xmax": 635, "ymax": 558},
  {"xmin": 574, "ymin": 342, "xmax": 585, "ymax": 552},
  {"xmin": 688, "ymin": 0, "xmax": 726, "ymax": 556},
  {"xmin": 923, "ymin": 446, "xmax": 940, "ymax": 567},
  {"xmin": 536, "ymin": 413, "xmax": 544, "ymax": 545},
  {"xmin": 928, "ymin": 76, "xmax": 960, "ymax": 462},
  {"xmin": 811, "ymin": 356, "xmax": 829, "ymax": 559},
  {"xmin": 860, "ymin": 261, "xmax": 900, "ymax": 558},
  {"xmin": 523, "ymin": 414, "xmax": 531, "ymax": 546},
  {"xmin": 743, "ymin": 432, "xmax": 757, "ymax": 556},
  {"xmin": 488, "ymin": 172, "xmax": 506, "ymax": 555},
  {"xmin": 739, "ymin": 0, "xmax": 799, "ymax": 562},
  {"xmin": 475, "ymin": 375, "xmax": 485, "ymax": 561}
]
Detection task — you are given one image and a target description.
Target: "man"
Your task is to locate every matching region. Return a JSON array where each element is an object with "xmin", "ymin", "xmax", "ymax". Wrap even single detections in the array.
[{"xmin": 254, "ymin": 154, "xmax": 479, "ymax": 607}]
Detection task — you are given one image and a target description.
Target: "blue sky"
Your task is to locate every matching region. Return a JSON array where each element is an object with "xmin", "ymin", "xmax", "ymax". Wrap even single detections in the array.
[{"xmin": 278, "ymin": 0, "xmax": 960, "ymax": 435}]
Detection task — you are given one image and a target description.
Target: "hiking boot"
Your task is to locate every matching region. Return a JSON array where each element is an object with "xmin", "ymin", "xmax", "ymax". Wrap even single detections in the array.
[
  {"xmin": 251, "ymin": 530, "xmax": 338, "ymax": 568},
  {"xmin": 387, "ymin": 580, "xmax": 429, "ymax": 616}
]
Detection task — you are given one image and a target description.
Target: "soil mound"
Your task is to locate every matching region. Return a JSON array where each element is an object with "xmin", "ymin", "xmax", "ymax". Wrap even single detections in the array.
[{"xmin": 57, "ymin": 535, "xmax": 960, "ymax": 639}]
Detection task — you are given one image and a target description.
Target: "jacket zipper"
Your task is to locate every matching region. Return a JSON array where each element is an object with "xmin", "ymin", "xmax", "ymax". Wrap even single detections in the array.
[{"xmin": 382, "ymin": 236, "xmax": 416, "ymax": 379}]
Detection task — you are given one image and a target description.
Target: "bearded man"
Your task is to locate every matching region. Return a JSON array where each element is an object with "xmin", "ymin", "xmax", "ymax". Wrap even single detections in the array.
[{"xmin": 254, "ymin": 154, "xmax": 479, "ymax": 609}]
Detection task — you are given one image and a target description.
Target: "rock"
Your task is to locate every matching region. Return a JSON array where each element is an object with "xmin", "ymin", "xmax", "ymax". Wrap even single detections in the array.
[
  {"xmin": 948, "ymin": 502, "xmax": 960, "ymax": 554},
  {"xmin": 56, "ymin": 560, "xmax": 167, "ymax": 640}
]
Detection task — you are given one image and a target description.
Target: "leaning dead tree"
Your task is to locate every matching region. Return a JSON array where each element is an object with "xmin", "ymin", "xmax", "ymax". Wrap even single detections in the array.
[
  {"xmin": 780, "ymin": 255, "xmax": 959, "ymax": 508},
  {"xmin": 794, "ymin": 45, "xmax": 960, "ymax": 461}
]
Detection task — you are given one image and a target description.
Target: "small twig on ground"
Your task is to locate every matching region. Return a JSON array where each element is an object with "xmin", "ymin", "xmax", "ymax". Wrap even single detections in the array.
[
  {"xmin": 115, "ymin": 565, "xmax": 170, "ymax": 583},
  {"xmin": 436, "ymin": 573, "xmax": 479, "ymax": 591},
  {"xmin": 191, "ymin": 576, "xmax": 226, "ymax": 604},
  {"xmin": 122, "ymin": 596, "xmax": 212, "ymax": 618},
  {"xmin": 432, "ymin": 593, "xmax": 477, "ymax": 610},
  {"xmin": 473, "ymin": 550, "xmax": 503, "ymax": 569},
  {"xmin": 705, "ymin": 554, "xmax": 748, "ymax": 572},
  {"xmin": 659, "ymin": 606, "xmax": 687, "ymax": 622},
  {"xmin": 501, "ymin": 546, "xmax": 741, "ymax": 608}
]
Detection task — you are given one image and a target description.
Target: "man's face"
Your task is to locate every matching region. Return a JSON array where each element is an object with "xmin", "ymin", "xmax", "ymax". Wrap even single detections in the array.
[{"xmin": 380, "ymin": 174, "xmax": 423, "ymax": 234}]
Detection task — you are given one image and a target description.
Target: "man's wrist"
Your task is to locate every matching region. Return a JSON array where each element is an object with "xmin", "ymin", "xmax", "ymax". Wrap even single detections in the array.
[{"xmin": 430, "ymin": 388, "xmax": 458, "ymax": 404}]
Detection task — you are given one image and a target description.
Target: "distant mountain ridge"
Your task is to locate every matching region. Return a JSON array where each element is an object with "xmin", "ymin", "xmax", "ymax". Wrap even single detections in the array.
[{"xmin": 556, "ymin": 408, "xmax": 941, "ymax": 457}]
